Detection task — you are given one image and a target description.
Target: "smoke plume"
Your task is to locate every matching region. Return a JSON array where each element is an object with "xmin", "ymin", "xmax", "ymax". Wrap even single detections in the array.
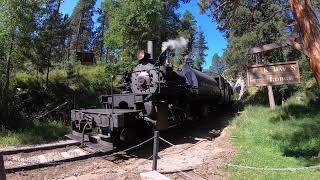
[{"xmin": 161, "ymin": 37, "xmax": 189, "ymax": 52}]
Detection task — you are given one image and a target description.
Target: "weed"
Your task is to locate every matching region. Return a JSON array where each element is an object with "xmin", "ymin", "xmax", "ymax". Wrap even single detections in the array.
[{"xmin": 0, "ymin": 121, "xmax": 70, "ymax": 145}]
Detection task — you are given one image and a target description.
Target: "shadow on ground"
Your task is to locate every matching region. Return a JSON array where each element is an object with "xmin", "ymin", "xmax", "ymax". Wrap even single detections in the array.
[{"xmin": 106, "ymin": 110, "xmax": 234, "ymax": 163}]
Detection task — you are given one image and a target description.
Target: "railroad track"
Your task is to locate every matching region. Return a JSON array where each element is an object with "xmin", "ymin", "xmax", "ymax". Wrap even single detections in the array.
[{"xmin": 1, "ymin": 139, "xmax": 111, "ymax": 173}]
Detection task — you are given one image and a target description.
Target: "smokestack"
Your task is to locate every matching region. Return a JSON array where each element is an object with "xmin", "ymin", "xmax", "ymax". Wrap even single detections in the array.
[{"xmin": 147, "ymin": 40, "xmax": 153, "ymax": 59}]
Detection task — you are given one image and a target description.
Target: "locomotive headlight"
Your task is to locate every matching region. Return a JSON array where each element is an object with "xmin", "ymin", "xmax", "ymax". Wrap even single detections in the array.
[
  {"xmin": 137, "ymin": 71, "xmax": 151, "ymax": 88},
  {"xmin": 131, "ymin": 63, "xmax": 160, "ymax": 94}
]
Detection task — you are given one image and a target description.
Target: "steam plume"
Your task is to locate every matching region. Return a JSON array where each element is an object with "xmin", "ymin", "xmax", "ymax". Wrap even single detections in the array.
[{"xmin": 161, "ymin": 37, "xmax": 189, "ymax": 52}]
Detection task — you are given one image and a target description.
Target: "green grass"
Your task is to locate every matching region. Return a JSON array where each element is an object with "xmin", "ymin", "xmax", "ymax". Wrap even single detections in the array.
[
  {"xmin": 227, "ymin": 93, "xmax": 320, "ymax": 179},
  {"xmin": 0, "ymin": 121, "xmax": 70, "ymax": 146}
]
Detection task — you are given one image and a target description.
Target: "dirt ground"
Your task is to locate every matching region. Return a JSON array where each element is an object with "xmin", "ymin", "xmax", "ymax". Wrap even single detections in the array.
[{"xmin": 6, "ymin": 113, "xmax": 237, "ymax": 180}]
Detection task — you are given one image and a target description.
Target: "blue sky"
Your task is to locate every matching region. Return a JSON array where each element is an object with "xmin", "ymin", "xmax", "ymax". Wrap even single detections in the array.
[{"xmin": 60, "ymin": 0, "xmax": 227, "ymax": 69}]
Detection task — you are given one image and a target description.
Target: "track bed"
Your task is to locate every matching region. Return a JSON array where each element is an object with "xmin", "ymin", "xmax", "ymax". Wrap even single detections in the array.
[{"xmin": 1, "ymin": 140, "xmax": 106, "ymax": 173}]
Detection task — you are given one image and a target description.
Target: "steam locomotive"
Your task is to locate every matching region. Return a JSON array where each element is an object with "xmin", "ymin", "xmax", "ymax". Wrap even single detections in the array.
[{"xmin": 69, "ymin": 44, "xmax": 233, "ymax": 151}]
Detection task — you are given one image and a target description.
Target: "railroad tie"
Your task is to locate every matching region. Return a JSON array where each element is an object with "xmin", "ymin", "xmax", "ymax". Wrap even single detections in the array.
[
  {"xmin": 74, "ymin": 149, "xmax": 88, "ymax": 156},
  {"xmin": 37, "ymin": 155, "xmax": 47, "ymax": 163},
  {"xmin": 61, "ymin": 152, "xmax": 71, "ymax": 159}
]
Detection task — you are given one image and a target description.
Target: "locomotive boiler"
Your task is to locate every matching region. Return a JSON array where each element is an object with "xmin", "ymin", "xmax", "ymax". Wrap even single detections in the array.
[{"xmin": 69, "ymin": 43, "xmax": 232, "ymax": 151}]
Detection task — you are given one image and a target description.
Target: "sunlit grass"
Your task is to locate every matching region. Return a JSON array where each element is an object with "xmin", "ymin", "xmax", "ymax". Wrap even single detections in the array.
[
  {"xmin": 228, "ymin": 93, "xmax": 320, "ymax": 179},
  {"xmin": 0, "ymin": 121, "xmax": 70, "ymax": 146}
]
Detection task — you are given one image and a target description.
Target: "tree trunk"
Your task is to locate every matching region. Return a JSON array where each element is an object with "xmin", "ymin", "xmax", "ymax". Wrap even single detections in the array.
[
  {"xmin": 289, "ymin": 0, "xmax": 320, "ymax": 87},
  {"xmin": 46, "ymin": 59, "xmax": 50, "ymax": 89},
  {"xmin": 57, "ymin": 0, "xmax": 61, "ymax": 12},
  {"xmin": 4, "ymin": 34, "xmax": 15, "ymax": 122},
  {"xmin": 76, "ymin": 10, "xmax": 84, "ymax": 53},
  {"xmin": 0, "ymin": 153, "xmax": 6, "ymax": 180},
  {"xmin": 100, "ymin": 20, "xmax": 105, "ymax": 62}
]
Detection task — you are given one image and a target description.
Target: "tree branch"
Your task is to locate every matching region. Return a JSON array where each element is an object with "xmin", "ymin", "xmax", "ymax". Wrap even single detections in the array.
[{"xmin": 288, "ymin": 39, "xmax": 309, "ymax": 57}]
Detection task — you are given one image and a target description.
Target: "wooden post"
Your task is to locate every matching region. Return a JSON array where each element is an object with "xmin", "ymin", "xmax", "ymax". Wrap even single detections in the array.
[
  {"xmin": 152, "ymin": 131, "xmax": 159, "ymax": 171},
  {"xmin": 63, "ymin": 111, "xmax": 67, "ymax": 131},
  {"xmin": 267, "ymin": 85, "xmax": 276, "ymax": 110},
  {"xmin": 0, "ymin": 153, "xmax": 6, "ymax": 180}
]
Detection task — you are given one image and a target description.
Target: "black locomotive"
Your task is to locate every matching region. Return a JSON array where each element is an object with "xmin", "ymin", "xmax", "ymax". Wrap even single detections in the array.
[{"xmin": 69, "ymin": 45, "xmax": 232, "ymax": 151}]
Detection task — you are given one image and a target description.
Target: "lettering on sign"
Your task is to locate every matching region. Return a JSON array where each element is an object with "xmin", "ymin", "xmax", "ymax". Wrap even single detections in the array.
[{"xmin": 247, "ymin": 61, "xmax": 300, "ymax": 87}]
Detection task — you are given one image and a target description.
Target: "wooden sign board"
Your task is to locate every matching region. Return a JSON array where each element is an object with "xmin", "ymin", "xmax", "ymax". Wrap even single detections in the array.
[
  {"xmin": 247, "ymin": 61, "xmax": 300, "ymax": 87},
  {"xmin": 77, "ymin": 51, "xmax": 95, "ymax": 65}
]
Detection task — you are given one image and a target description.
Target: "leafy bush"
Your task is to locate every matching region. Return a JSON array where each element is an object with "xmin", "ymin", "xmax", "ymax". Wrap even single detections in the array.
[
  {"xmin": 0, "ymin": 60, "xmax": 137, "ymax": 131},
  {"xmin": 243, "ymin": 85, "xmax": 300, "ymax": 106},
  {"xmin": 14, "ymin": 72, "xmax": 43, "ymax": 89}
]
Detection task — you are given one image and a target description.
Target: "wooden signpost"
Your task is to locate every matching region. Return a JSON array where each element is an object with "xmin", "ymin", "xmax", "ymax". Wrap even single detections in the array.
[
  {"xmin": 0, "ymin": 153, "xmax": 5, "ymax": 180},
  {"xmin": 247, "ymin": 61, "xmax": 301, "ymax": 109}
]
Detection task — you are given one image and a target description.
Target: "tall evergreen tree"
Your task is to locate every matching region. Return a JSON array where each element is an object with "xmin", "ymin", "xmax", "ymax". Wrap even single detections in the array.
[
  {"xmin": 103, "ymin": 0, "xmax": 186, "ymax": 61},
  {"xmin": 92, "ymin": 8, "xmax": 107, "ymax": 62},
  {"xmin": 32, "ymin": 0, "xmax": 69, "ymax": 87},
  {"xmin": 180, "ymin": 10, "xmax": 196, "ymax": 54},
  {"xmin": 193, "ymin": 27, "xmax": 208, "ymax": 71},
  {"xmin": 68, "ymin": 0, "xmax": 96, "ymax": 53},
  {"xmin": 198, "ymin": 0, "xmax": 288, "ymax": 78},
  {"xmin": 159, "ymin": 0, "xmax": 181, "ymax": 48},
  {"xmin": 210, "ymin": 53, "xmax": 224, "ymax": 75},
  {"xmin": 173, "ymin": 10, "xmax": 197, "ymax": 67},
  {"xmin": 198, "ymin": 0, "xmax": 320, "ymax": 87}
]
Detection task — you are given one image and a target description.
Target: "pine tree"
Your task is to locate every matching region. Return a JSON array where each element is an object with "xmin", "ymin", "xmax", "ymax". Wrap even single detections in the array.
[
  {"xmin": 173, "ymin": 10, "xmax": 197, "ymax": 68},
  {"xmin": 159, "ymin": 0, "xmax": 181, "ymax": 47},
  {"xmin": 32, "ymin": 0, "xmax": 68, "ymax": 88},
  {"xmin": 198, "ymin": 0, "xmax": 320, "ymax": 86},
  {"xmin": 68, "ymin": 0, "xmax": 96, "ymax": 53},
  {"xmin": 193, "ymin": 27, "xmax": 208, "ymax": 71},
  {"xmin": 103, "ymin": 0, "xmax": 186, "ymax": 61},
  {"xmin": 198, "ymin": 1, "xmax": 288, "ymax": 78},
  {"xmin": 210, "ymin": 53, "xmax": 224, "ymax": 75},
  {"xmin": 289, "ymin": 0, "xmax": 320, "ymax": 86},
  {"xmin": 180, "ymin": 11, "xmax": 196, "ymax": 54},
  {"xmin": 92, "ymin": 8, "xmax": 107, "ymax": 62}
]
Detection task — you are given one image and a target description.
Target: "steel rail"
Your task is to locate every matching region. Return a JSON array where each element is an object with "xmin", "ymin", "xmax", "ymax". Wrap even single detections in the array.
[
  {"xmin": 4, "ymin": 136, "xmax": 153, "ymax": 173},
  {"xmin": 0, "ymin": 140, "xmax": 81, "ymax": 155},
  {"xmin": 5, "ymin": 150, "xmax": 103, "ymax": 173}
]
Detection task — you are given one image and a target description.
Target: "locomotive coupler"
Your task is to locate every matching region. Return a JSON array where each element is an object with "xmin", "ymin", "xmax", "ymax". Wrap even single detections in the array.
[{"xmin": 81, "ymin": 113, "xmax": 93, "ymax": 147}]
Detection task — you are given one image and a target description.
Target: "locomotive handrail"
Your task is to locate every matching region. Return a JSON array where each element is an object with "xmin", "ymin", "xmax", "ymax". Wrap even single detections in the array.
[
  {"xmin": 113, "ymin": 68, "xmax": 159, "ymax": 76},
  {"xmin": 130, "ymin": 68, "xmax": 158, "ymax": 73}
]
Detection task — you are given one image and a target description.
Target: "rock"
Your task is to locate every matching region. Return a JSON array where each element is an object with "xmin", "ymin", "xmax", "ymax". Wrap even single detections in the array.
[
  {"xmin": 296, "ymin": 96, "xmax": 305, "ymax": 102},
  {"xmin": 140, "ymin": 171, "xmax": 171, "ymax": 180}
]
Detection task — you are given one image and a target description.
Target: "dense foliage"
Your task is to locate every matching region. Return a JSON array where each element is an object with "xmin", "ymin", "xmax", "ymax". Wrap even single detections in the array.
[
  {"xmin": 198, "ymin": 0, "xmax": 320, "ymax": 103},
  {"xmin": 103, "ymin": 0, "xmax": 207, "ymax": 65},
  {"xmin": 198, "ymin": 0, "xmax": 320, "ymax": 90},
  {"xmin": 199, "ymin": 1, "xmax": 288, "ymax": 77},
  {"xmin": 69, "ymin": 0, "xmax": 97, "ymax": 52}
]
